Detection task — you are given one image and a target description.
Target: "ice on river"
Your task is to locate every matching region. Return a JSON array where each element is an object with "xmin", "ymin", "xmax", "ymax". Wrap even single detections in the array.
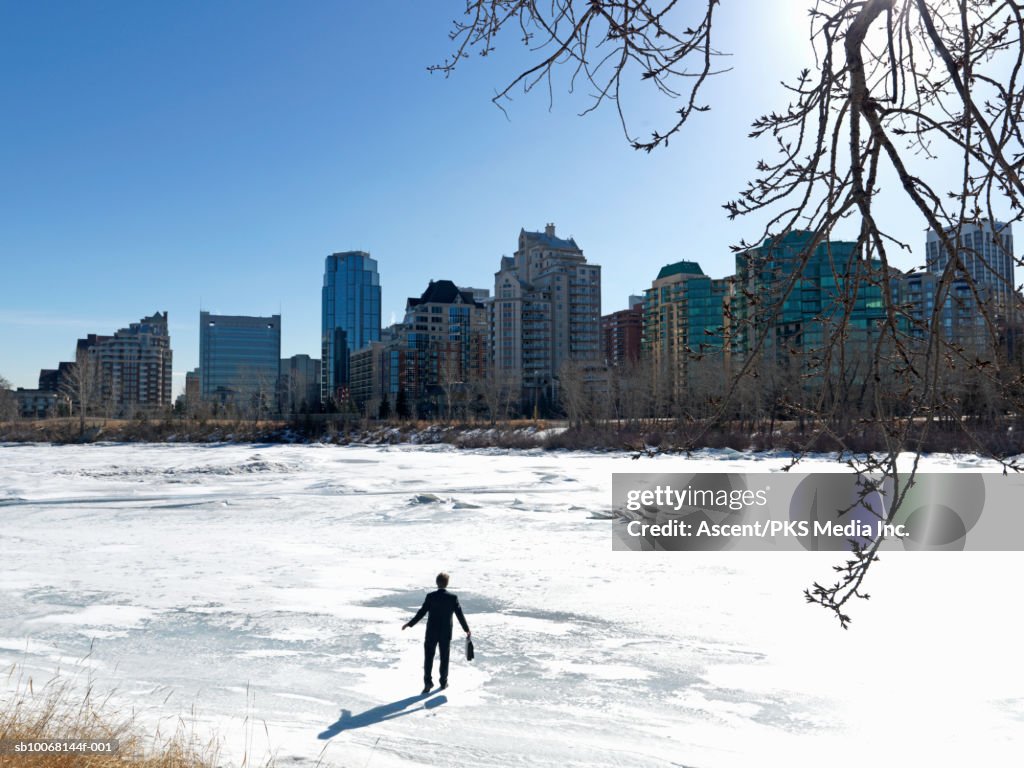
[{"xmin": 0, "ymin": 442, "xmax": 1021, "ymax": 767}]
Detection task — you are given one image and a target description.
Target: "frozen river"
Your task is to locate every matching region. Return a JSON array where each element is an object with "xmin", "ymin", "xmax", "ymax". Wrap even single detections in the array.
[{"xmin": 0, "ymin": 443, "xmax": 1020, "ymax": 767}]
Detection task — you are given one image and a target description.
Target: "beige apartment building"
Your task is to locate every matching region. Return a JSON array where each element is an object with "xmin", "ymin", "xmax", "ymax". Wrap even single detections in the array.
[{"xmin": 491, "ymin": 224, "xmax": 602, "ymax": 411}]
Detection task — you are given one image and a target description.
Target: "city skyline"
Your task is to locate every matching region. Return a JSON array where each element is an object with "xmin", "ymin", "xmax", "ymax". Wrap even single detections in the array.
[
  {"xmin": 6, "ymin": 217, "xmax": 1020, "ymax": 402},
  {"xmin": 0, "ymin": 2, "xmax": 1008, "ymax": 392}
]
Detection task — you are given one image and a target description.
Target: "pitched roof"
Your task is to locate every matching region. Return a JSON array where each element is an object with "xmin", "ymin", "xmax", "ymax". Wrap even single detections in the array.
[
  {"xmin": 521, "ymin": 228, "xmax": 580, "ymax": 251},
  {"xmin": 656, "ymin": 261, "xmax": 705, "ymax": 280},
  {"xmin": 407, "ymin": 280, "xmax": 481, "ymax": 308}
]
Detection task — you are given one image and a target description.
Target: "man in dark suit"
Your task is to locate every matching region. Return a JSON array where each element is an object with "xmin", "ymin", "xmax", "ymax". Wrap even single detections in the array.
[{"xmin": 402, "ymin": 572, "xmax": 471, "ymax": 694}]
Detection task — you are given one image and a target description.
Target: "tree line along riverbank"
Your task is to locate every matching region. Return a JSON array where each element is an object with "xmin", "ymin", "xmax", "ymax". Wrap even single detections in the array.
[{"xmin": 1, "ymin": 414, "xmax": 1022, "ymax": 456}]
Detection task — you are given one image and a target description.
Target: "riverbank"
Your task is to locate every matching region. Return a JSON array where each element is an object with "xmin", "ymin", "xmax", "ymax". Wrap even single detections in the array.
[
  {"xmin": 1, "ymin": 415, "xmax": 1021, "ymax": 456},
  {"xmin": 0, "ymin": 417, "xmax": 576, "ymax": 449}
]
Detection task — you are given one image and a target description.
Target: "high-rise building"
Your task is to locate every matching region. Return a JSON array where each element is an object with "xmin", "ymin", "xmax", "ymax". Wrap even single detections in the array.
[
  {"xmin": 185, "ymin": 368, "xmax": 200, "ymax": 403},
  {"xmin": 346, "ymin": 322, "xmax": 417, "ymax": 418},
  {"xmin": 895, "ymin": 271, "xmax": 995, "ymax": 351},
  {"xmin": 322, "ymin": 251, "xmax": 381, "ymax": 405},
  {"xmin": 280, "ymin": 354, "xmax": 321, "ymax": 413},
  {"xmin": 404, "ymin": 279, "xmax": 489, "ymax": 413},
  {"xmin": 75, "ymin": 312, "xmax": 174, "ymax": 415},
  {"xmin": 733, "ymin": 231, "xmax": 889, "ymax": 369},
  {"xmin": 925, "ymin": 221, "xmax": 1015, "ymax": 305},
  {"xmin": 199, "ymin": 312, "xmax": 281, "ymax": 410},
  {"xmin": 349, "ymin": 342, "xmax": 388, "ymax": 416},
  {"xmin": 350, "ymin": 280, "xmax": 488, "ymax": 418},
  {"xmin": 491, "ymin": 224, "xmax": 601, "ymax": 409},
  {"xmin": 602, "ymin": 296, "xmax": 643, "ymax": 367},
  {"xmin": 643, "ymin": 262, "xmax": 730, "ymax": 398}
]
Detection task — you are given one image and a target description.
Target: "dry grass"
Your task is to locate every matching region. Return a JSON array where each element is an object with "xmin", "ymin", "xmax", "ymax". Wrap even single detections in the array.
[{"xmin": 0, "ymin": 664, "xmax": 252, "ymax": 768}]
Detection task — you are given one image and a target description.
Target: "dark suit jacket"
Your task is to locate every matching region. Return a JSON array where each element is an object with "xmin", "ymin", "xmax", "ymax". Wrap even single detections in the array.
[{"xmin": 408, "ymin": 588, "xmax": 470, "ymax": 640}]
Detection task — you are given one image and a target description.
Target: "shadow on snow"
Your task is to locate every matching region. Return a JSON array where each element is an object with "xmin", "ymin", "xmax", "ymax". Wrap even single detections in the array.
[{"xmin": 318, "ymin": 693, "xmax": 447, "ymax": 738}]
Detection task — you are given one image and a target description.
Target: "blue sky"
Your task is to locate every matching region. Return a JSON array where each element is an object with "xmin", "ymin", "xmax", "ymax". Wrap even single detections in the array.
[{"xmin": 0, "ymin": 1, "xmax": 948, "ymax": 393}]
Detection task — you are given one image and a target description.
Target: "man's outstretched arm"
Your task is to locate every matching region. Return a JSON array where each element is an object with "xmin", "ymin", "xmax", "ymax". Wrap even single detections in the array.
[
  {"xmin": 454, "ymin": 597, "xmax": 470, "ymax": 635},
  {"xmin": 402, "ymin": 595, "xmax": 430, "ymax": 630}
]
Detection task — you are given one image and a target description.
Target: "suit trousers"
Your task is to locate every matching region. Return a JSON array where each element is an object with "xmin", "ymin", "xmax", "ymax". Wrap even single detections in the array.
[{"xmin": 423, "ymin": 634, "xmax": 451, "ymax": 687}]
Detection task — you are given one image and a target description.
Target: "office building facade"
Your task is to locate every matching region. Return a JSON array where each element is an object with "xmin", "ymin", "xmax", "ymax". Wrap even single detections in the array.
[
  {"xmin": 402, "ymin": 279, "xmax": 488, "ymax": 415},
  {"xmin": 280, "ymin": 354, "xmax": 321, "ymax": 414},
  {"xmin": 602, "ymin": 297, "xmax": 644, "ymax": 368},
  {"xmin": 322, "ymin": 251, "xmax": 381, "ymax": 405},
  {"xmin": 895, "ymin": 270, "xmax": 997, "ymax": 352},
  {"xmin": 350, "ymin": 280, "xmax": 488, "ymax": 418},
  {"xmin": 925, "ymin": 221, "xmax": 1015, "ymax": 305},
  {"xmin": 199, "ymin": 312, "xmax": 281, "ymax": 409},
  {"xmin": 182, "ymin": 368, "xmax": 200, "ymax": 410}
]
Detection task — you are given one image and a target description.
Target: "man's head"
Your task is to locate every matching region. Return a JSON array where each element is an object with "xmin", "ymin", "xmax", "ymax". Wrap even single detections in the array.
[{"xmin": 436, "ymin": 572, "xmax": 450, "ymax": 589}]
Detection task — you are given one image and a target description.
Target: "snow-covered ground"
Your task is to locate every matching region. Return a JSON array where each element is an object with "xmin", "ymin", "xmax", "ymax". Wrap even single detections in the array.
[{"xmin": 0, "ymin": 443, "xmax": 1020, "ymax": 767}]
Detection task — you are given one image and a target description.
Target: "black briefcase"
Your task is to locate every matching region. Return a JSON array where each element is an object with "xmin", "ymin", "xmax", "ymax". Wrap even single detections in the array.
[{"xmin": 466, "ymin": 636, "xmax": 475, "ymax": 661}]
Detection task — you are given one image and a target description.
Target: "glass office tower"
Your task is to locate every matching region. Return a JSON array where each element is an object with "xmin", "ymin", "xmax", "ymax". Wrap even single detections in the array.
[
  {"xmin": 199, "ymin": 312, "xmax": 281, "ymax": 407},
  {"xmin": 322, "ymin": 251, "xmax": 381, "ymax": 405}
]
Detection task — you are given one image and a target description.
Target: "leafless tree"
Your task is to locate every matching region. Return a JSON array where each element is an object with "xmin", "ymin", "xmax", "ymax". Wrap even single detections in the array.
[
  {"xmin": 684, "ymin": 351, "xmax": 729, "ymax": 422},
  {"xmin": 438, "ymin": 0, "xmax": 1024, "ymax": 628},
  {"xmin": 480, "ymin": 368, "xmax": 518, "ymax": 424},
  {"xmin": 609, "ymin": 357, "xmax": 662, "ymax": 427},
  {"xmin": 437, "ymin": 344, "xmax": 465, "ymax": 422},
  {"xmin": 282, "ymin": 364, "xmax": 318, "ymax": 417},
  {"xmin": 102, "ymin": 373, "xmax": 121, "ymax": 421},
  {"xmin": 475, "ymin": 376, "xmax": 500, "ymax": 424},
  {"xmin": 0, "ymin": 375, "xmax": 18, "ymax": 421},
  {"xmin": 558, "ymin": 358, "xmax": 588, "ymax": 428},
  {"xmin": 60, "ymin": 346, "xmax": 100, "ymax": 436},
  {"xmin": 236, "ymin": 364, "xmax": 279, "ymax": 425}
]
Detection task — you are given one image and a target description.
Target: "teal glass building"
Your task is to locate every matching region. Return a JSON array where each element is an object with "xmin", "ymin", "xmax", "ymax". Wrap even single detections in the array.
[
  {"xmin": 733, "ymin": 230, "xmax": 887, "ymax": 366},
  {"xmin": 642, "ymin": 260, "xmax": 732, "ymax": 402}
]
